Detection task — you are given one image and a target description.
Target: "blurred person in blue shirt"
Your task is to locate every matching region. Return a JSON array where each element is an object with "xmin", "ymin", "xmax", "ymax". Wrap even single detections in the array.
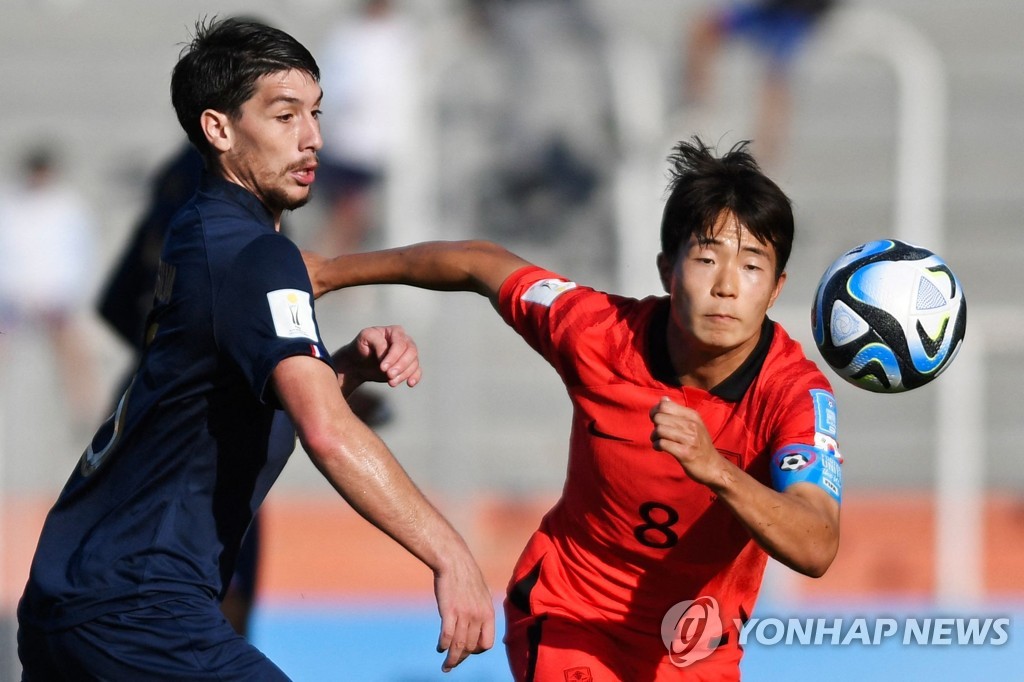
[{"xmin": 683, "ymin": 0, "xmax": 840, "ymax": 166}]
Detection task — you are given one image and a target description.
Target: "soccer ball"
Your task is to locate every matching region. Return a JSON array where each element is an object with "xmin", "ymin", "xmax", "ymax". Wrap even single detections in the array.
[{"xmin": 811, "ymin": 239, "xmax": 967, "ymax": 393}]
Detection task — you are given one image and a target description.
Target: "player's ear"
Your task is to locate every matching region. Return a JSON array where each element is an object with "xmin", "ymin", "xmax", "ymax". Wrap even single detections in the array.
[
  {"xmin": 767, "ymin": 271, "xmax": 787, "ymax": 308},
  {"xmin": 656, "ymin": 252, "xmax": 672, "ymax": 293},
  {"xmin": 201, "ymin": 109, "xmax": 233, "ymax": 153}
]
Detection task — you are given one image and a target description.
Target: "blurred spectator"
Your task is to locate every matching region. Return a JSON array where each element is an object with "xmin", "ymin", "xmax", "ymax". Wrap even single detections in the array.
[
  {"xmin": 316, "ymin": 0, "xmax": 419, "ymax": 254},
  {"xmin": 463, "ymin": 0, "xmax": 610, "ymax": 244},
  {"xmin": 98, "ymin": 143, "xmax": 204, "ymax": 353},
  {"xmin": 0, "ymin": 146, "xmax": 100, "ymax": 431},
  {"xmin": 682, "ymin": 0, "xmax": 840, "ymax": 167}
]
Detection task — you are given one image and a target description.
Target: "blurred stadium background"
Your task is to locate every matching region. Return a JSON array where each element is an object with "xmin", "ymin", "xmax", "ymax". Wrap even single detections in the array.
[{"xmin": 1, "ymin": 0, "xmax": 1022, "ymax": 679}]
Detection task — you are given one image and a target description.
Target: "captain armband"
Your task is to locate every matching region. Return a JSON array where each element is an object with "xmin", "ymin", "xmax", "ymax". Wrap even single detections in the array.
[{"xmin": 770, "ymin": 444, "xmax": 843, "ymax": 504}]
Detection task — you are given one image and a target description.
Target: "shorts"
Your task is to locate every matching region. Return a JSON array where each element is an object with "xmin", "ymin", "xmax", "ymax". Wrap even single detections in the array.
[
  {"xmin": 503, "ymin": 602, "xmax": 741, "ymax": 681},
  {"xmin": 18, "ymin": 598, "xmax": 290, "ymax": 681}
]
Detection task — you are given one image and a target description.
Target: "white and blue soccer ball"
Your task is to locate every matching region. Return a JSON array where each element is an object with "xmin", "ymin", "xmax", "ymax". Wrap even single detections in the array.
[{"xmin": 811, "ymin": 239, "xmax": 967, "ymax": 393}]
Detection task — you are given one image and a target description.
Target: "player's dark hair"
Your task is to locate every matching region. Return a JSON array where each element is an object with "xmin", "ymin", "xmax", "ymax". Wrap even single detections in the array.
[
  {"xmin": 660, "ymin": 137, "xmax": 794, "ymax": 277},
  {"xmin": 170, "ymin": 17, "xmax": 320, "ymax": 159}
]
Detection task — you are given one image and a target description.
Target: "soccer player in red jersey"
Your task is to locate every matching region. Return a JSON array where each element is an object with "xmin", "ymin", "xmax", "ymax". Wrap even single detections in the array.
[{"xmin": 305, "ymin": 137, "xmax": 842, "ymax": 680}]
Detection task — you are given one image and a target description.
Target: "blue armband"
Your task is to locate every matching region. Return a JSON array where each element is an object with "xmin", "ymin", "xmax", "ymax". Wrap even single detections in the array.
[{"xmin": 770, "ymin": 444, "xmax": 843, "ymax": 504}]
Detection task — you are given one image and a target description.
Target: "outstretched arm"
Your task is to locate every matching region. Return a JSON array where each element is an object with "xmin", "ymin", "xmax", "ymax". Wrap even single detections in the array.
[
  {"xmin": 304, "ymin": 240, "xmax": 532, "ymax": 305},
  {"xmin": 650, "ymin": 397, "xmax": 840, "ymax": 577},
  {"xmin": 273, "ymin": 355, "xmax": 494, "ymax": 671}
]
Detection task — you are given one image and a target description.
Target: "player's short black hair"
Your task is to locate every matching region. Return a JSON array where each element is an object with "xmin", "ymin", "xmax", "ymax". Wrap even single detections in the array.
[
  {"xmin": 170, "ymin": 16, "xmax": 320, "ymax": 159},
  {"xmin": 660, "ymin": 137, "xmax": 794, "ymax": 277}
]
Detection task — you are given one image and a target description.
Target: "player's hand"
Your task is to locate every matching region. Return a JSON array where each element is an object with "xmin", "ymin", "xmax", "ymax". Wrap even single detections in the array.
[
  {"xmin": 335, "ymin": 325, "xmax": 422, "ymax": 388},
  {"xmin": 433, "ymin": 553, "xmax": 495, "ymax": 672},
  {"xmin": 300, "ymin": 249, "xmax": 330, "ymax": 298},
  {"xmin": 649, "ymin": 396, "xmax": 724, "ymax": 486}
]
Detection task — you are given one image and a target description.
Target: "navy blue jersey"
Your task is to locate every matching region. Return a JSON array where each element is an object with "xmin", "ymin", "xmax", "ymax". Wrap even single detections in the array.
[
  {"xmin": 19, "ymin": 173, "xmax": 331, "ymax": 630},
  {"xmin": 97, "ymin": 144, "xmax": 205, "ymax": 350}
]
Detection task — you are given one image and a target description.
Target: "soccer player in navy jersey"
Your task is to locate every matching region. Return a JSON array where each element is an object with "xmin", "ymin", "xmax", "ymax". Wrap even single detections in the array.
[
  {"xmin": 17, "ymin": 17, "xmax": 492, "ymax": 680},
  {"xmin": 304, "ymin": 138, "xmax": 843, "ymax": 680}
]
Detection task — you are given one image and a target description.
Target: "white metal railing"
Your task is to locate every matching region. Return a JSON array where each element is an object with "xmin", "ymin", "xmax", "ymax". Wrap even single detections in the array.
[{"xmin": 818, "ymin": 4, "xmax": 978, "ymax": 605}]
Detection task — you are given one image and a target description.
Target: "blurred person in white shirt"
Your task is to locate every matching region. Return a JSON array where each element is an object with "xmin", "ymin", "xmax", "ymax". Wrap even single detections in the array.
[
  {"xmin": 316, "ymin": 0, "xmax": 419, "ymax": 254},
  {"xmin": 0, "ymin": 146, "xmax": 100, "ymax": 430}
]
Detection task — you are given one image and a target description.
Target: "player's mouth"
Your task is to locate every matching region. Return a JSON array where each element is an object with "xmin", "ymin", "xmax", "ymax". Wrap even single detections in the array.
[{"xmin": 290, "ymin": 163, "xmax": 318, "ymax": 186}]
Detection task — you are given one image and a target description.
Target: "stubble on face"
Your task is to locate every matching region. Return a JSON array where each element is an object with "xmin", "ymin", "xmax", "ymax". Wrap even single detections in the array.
[
  {"xmin": 222, "ymin": 69, "xmax": 322, "ymax": 219},
  {"xmin": 254, "ymin": 157, "xmax": 315, "ymax": 214}
]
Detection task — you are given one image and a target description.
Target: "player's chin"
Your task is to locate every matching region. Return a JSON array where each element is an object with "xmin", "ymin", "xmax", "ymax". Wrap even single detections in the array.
[
  {"xmin": 271, "ymin": 186, "xmax": 313, "ymax": 213},
  {"xmin": 289, "ymin": 190, "xmax": 312, "ymax": 210},
  {"xmin": 697, "ymin": 330, "xmax": 751, "ymax": 354},
  {"xmin": 289, "ymin": 182, "xmax": 315, "ymax": 206}
]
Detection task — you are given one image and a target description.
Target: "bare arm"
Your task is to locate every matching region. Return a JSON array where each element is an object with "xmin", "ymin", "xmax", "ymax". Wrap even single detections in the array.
[
  {"xmin": 303, "ymin": 240, "xmax": 532, "ymax": 305},
  {"xmin": 650, "ymin": 398, "xmax": 839, "ymax": 577},
  {"xmin": 272, "ymin": 355, "xmax": 494, "ymax": 671}
]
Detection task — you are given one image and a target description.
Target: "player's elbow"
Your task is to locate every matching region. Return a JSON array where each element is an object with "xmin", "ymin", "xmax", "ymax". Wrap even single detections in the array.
[
  {"xmin": 294, "ymin": 418, "xmax": 350, "ymax": 468},
  {"xmin": 798, "ymin": 554, "xmax": 835, "ymax": 579},
  {"xmin": 779, "ymin": 486, "xmax": 840, "ymax": 578},
  {"xmin": 298, "ymin": 406, "xmax": 380, "ymax": 476},
  {"xmin": 447, "ymin": 240, "xmax": 528, "ymax": 295},
  {"xmin": 790, "ymin": 533, "xmax": 839, "ymax": 579},
  {"xmin": 455, "ymin": 239, "xmax": 509, "ymax": 258}
]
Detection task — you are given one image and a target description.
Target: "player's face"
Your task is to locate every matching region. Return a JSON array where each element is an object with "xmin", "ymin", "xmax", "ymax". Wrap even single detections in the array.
[
  {"xmin": 659, "ymin": 210, "xmax": 786, "ymax": 361},
  {"xmin": 215, "ymin": 69, "xmax": 323, "ymax": 219}
]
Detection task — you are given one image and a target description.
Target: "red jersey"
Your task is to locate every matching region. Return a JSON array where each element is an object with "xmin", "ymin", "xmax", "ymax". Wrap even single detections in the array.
[{"xmin": 498, "ymin": 266, "xmax": 841, "ymax": 675}]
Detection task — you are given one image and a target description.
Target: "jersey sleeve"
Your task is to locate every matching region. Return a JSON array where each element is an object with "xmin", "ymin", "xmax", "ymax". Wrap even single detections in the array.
[
  {"xmin": 767, "ymin": 373, "xmax": 843, "ymax": 504},
  {"xmin": 212, "ymin": 232, "xmax": 333, "ymax": 406},
  {"xmin": 496, "ymin": 265, "xmax": 586, "ymax": 376}
]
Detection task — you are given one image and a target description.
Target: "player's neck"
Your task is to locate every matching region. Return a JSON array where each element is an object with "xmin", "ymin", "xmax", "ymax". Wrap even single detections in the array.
[{"xmin": 666, "ymin": 325, "xmax": 760, "ymax": 391}]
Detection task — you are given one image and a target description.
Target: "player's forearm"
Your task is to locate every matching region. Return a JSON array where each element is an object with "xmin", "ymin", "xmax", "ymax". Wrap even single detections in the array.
[
  {"xmin": 704, "ymin": 459, "xmax": 839, "ymax": 577},
  {"xmin": 303, "ymin": 420, "xmax": 471, "ymax": 574},
  {"xmin": 309, "ymin": 240, "xmax": 520, "ymax": 299}
]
